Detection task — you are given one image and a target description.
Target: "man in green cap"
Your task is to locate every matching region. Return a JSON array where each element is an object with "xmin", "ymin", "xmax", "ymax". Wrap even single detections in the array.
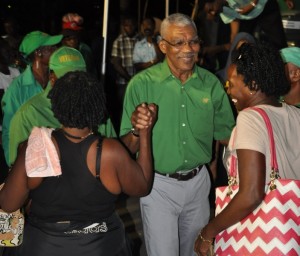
[
  {"xmin": 1, "ymin": 31, "xmax": 63, "ymax": 164},
  {"xmin": 280, "ymin": 47, "xmax": 300, "ymax": 108},
  {"xmin": 8, "ymin": 46, "xmax": 116, "ymax": 166}
]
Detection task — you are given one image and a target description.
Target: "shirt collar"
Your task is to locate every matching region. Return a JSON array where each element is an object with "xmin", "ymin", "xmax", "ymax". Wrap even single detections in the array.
[{"xmin": 158, "ymin": 59, "xmax": 199, "ymax": 83}]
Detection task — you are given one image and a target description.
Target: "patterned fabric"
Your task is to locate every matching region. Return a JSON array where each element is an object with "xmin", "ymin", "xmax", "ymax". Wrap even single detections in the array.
[
  {"xmin": 26, "ymin": 127, "xmax": 61, "ymax": 177},
  {"xmin": 111, "ymin": 33, "xmax": 138, "ymax": 85},
  {"xmin": 215, "ymin": 108, "xmax": 300, "ymax": 255}
]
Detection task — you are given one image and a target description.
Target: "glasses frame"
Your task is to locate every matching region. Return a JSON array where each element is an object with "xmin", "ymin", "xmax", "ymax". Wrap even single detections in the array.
[{"xmin": 161, "ymin": 38, "xmax": 202, "ymax": 49}]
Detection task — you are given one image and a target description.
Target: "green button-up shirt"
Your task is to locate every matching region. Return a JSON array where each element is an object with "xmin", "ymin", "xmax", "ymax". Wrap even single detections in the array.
[
  {"xmin": 2, "ymin": 65, "xmax": 43, "ymax": 164},
  {"xmin": 120, "ymin": 60, "xmax": 235, "ymax": 173},
  {"xmin": 9, "ymin": 84, "xmax": 116, "ymax": 166}
]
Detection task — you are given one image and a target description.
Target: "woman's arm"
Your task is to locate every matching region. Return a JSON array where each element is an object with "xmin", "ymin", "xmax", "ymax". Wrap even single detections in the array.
[
  {"xmin": 102, "ymin": 104, "xmax": 157, "ymax": 196},
  {"xmin": 0, "ymin": 143, "xmax": 30, "ymax": 212},
  {"xmin": 120, "ymin": 103, "xmax": 155, "ymax": 154},
  {"xmin": 195, "ymin": 148, "xmax": 266, "ymax": 255}
]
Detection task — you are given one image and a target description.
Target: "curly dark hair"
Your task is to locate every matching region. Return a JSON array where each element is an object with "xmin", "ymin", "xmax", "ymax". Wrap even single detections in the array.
[
  {"xmin": 232, "ymin": 42, "xmax": 290, "ymax": 98},
  {"xmin": 48, "ymin": 71, "xmax": 107, "ymax": 129}
]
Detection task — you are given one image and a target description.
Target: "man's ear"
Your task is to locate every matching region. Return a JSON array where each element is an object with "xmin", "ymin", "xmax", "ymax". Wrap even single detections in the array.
[{"xmin": 159, "ymin": 40, "xmax": 167, "ymax": 54}]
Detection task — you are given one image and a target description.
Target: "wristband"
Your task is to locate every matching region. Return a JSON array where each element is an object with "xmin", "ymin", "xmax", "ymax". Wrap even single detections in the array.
[{"xmin": 131, "ymin": 127, "xmax": 140, "ymax": 137}]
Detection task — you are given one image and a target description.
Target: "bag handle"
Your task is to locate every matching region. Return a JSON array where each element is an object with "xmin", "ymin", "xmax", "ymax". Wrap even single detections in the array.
[
  {"xmin": 250, "ymin": 107, "xmax": 278, "ymax": 170},
  {"xmin": 227, "ymin": 107, "xmax": 280, "ymax": 195},
  {"xmin": 249, "ymin": 107, "xmax": 280, "ymax": 190}
]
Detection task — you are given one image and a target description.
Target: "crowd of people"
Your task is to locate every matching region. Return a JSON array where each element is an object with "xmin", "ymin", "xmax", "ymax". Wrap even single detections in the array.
[{"xmin": 0, "ymin": 4, "xmax": 299, "ymax": 256}]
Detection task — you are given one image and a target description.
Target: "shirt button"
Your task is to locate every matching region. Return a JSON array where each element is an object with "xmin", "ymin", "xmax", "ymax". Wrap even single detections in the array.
[
  {"xmin": 181, "ymin": 104, "xmax": 185, "ymax": 108},
  {"xmin": 184, "ymin": 160, "xmax": 188, "ymax": 163},
  {"xmin": 182, "ymin": 123, "xmax": 186, "ymax": 127},
  {"xmin": 183, "ymin": 141, "xmax": 186, "ymax": 144}
]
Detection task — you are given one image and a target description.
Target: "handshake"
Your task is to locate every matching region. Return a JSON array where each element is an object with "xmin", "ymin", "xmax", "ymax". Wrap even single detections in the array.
[{"xmin": 131, "ymin": 103, "xmax": 158, "ymax": 135}]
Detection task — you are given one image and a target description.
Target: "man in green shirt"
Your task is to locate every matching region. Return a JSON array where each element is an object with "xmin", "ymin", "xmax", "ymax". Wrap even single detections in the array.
[
  {"xmin": 2, "ymin": 31, "xmax": 62, "ymax": 164},
  {"xmin": 120, "ymin": 13, "xmax": 235, "ymax": 256},
  {"xmin": 9, "ymin": 46, "xmax": 116, "ymax": 166}
]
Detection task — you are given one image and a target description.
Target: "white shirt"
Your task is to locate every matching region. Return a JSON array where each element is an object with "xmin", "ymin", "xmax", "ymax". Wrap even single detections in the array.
[{"xmin": 0, "ymin": 67, "xmax": 20, "ymax": 90}]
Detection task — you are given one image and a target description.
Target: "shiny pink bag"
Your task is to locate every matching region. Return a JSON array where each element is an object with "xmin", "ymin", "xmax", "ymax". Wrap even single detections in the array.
[{"xmin": 214, "ymin": 107, "xmax": 300, "ymax": 255}]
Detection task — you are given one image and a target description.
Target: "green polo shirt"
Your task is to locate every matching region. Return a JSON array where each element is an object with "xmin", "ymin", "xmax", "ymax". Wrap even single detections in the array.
[
  {"xmin": 120, "ymin": 60, "xmax": 235, "ymax": 173},
  {"xmin": 9, "ymin": 84, "xmax": 117, "ymax": 166},
  {"xmin": 2, "ymin": 65, "xmax": 43, "ymax": 164}
]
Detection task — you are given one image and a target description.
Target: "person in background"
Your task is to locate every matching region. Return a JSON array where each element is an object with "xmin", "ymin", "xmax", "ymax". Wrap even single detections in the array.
[
  {"xmin": 2, "ymin": 17, "xmax": 23, "ymax": 53},
  {"xmin": 120, "ymin": 13, "xmax": 235, "ymax": 256},
  {"xmin": 280, "ymin": 47, "xmax": 300, "ymax": 108},
  {"xmin": 0, "ymin": 71, "xmax": 157, "ymax": 256},
  {"xmin": 1, "ymin": 31, "xmax": 62, "ymax": 165},
  {"xmin": 1, "ymin": 17, "xmax": 26, "ymax": 72},
  {"xmin": 8, "ymin": 46, "xmax": 116, "ymax": 167},
  {"xmin": 133, "ymin": 17, "xmax": 164, "ymax": 72},
  {"xmin": 0, "ymin": 38, "xmax": 20, "ymax": 92},
  {"xmin": 204, "ymin": 0, "xmax": 294, "ymax": 49},
  {"xmin": 216, "ymin": 32, "xmax": 256, "ymax": 84},
  {"xmin": 111, "ymin": 15, "xmax": 139, "ymax": 131},
  {"xmin": 194, "ymin": 42, "xmax": 300, "ymax": 255},
  {"xmin": 61, "ymin": 13, "xmax": 96, "ymax": 76},
  {"xmin": 0, "ymin": 38, "xmax": 19, "ymax": 184}
]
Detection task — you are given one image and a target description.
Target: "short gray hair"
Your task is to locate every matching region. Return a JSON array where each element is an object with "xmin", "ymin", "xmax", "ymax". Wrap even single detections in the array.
[{"xmin": 160, "ymin": 13, "xmax": 197, "ymax": 38}]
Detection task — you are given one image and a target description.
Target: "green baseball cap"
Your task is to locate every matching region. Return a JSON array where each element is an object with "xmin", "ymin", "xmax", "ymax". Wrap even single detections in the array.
[
  {"xmin": 280, "ymin": 47, "xmax": 300, "ymax": 68},
  {"xmin": 49, "ymin": 46, "xmax": 86, "ymax": 78},
  {"xmin": 19, "ymin": 31, "xmax": 63, "ymax": 57}
]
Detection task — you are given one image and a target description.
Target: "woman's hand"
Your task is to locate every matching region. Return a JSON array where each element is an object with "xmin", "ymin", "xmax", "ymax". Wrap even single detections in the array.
[
  {"xmin": 131, "ymin": 103, "xmax": 158, "ymax": 132},
  {"xmin": 194, "ymin": 228, "xmax": 214, "ymax": 256}
]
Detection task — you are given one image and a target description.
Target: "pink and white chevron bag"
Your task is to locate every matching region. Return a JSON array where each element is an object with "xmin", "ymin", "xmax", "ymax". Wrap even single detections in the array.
[{"xmin": 214, "ymin": 107, "xmax": 300, "ymax": 256}]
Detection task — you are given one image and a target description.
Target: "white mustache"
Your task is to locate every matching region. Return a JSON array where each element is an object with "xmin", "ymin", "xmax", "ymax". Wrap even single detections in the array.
[{"xmin": 178, "ymin": 53, "xmax": 196, "ymax": 58}]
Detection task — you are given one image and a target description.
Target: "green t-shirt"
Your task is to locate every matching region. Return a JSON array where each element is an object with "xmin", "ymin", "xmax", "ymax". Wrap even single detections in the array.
[
  {"xmin": 9, "ymin": 84, "xmax": 116, "ymax": 166},
  {"xmin": 2, "ymin": 65, "xmax": 43, "ymax": 164},
  {"xmin": 120, "ymin": 60, "xmax": 235, "ymax": 173}
]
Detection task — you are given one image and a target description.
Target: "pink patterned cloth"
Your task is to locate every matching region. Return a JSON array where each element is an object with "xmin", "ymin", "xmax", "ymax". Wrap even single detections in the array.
[{"xmin": 25, "ymin": 127, "xmax": 61, "ymax": 177}]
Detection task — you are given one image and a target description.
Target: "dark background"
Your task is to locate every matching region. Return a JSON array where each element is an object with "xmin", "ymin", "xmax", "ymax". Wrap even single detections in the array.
[{"xmin": 0, "ymin": 0, "xmax": 199, "ymax": 38}]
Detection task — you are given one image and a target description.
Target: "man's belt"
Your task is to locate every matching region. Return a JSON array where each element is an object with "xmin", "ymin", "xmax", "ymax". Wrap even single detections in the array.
[{"xmin": 156, "ymin": 165, "xmax": 204, "ymax": 181}]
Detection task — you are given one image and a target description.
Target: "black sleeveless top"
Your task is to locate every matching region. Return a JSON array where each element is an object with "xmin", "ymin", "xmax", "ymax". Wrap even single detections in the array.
[{"xmin": 29, "ymin": 129, "xmax": 118, "ymax": 222}]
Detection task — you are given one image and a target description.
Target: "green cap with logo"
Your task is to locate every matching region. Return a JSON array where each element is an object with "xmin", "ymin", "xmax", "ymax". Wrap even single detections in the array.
[
  {"xmin": 280, "ymin": 47, "xmax": 300, "ymax": 68},
  {"xmin": 49, "ymin": 46, "xmax": 86, "ymax": 78},
  {"xmin": 19, "ymin": 31, "xmax": 63, "ymax": 57}
]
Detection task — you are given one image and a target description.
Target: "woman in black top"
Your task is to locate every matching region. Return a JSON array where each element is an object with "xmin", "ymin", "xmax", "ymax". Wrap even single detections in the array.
[{"xmin": 0, "ymin": 71, "xmax": 157, "ymax": 256}]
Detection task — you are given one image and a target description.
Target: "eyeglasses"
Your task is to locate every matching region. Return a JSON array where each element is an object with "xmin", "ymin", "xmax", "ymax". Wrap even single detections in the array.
[{"xmin": 162, "ymin": 38, "xmax": 201, "ymax": 49}]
